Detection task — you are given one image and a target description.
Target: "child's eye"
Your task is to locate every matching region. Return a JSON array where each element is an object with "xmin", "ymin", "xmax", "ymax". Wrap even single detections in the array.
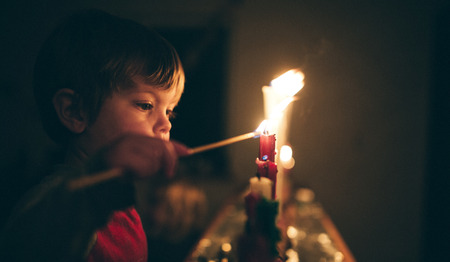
[{"xmin": 136, "ymin": 102, "xmax": 153, "ymax": 111}]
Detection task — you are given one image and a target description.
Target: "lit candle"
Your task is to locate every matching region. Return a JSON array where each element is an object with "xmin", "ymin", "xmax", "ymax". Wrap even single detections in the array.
[
  {"xmin": 254, "ymin": 120, "xmax": 278, "ymax": 199},
  {"xmin": 262, "ymin": 69, "xmax": 304, "ymax": 205},
  {"xmin": 259, "ymin": 133, "xmax": 276, "ymax": 162}
]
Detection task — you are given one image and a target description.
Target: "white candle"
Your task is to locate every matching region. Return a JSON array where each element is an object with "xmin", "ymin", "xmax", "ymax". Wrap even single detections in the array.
[
  {"xmin": 249, "ymin": 176, "xmax": 272, "ymax": 199},
  {"xmin": 262, "ymin": 69, "xmax": 304, "ymax": 204}
]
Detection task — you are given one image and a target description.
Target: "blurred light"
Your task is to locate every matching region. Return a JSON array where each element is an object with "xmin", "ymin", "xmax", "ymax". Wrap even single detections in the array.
[
  {"xmin": 297, "ymin": 229, "xmax": 307, "ymax": 240},
  {"xmin": 318, "ymin": 233, "xmax": 331, "ymax": 245},
  {"xmin": 295, "ymin": 188, "xmax": 315, "ymax": 203},
  {"xmin": 221, "ymin": 243, "xmax": 232, "ymax": 253},
  {"xmin": 255, "ymin": 119, "xmax": 268, "ymax": 133},
  {"xmin": 280, "ymin": 145, "xmax": 295, "ymax": 169},
  {"xmin": 334, "ymin": 251, "xmax": 344, "ymax": 262},
  {"xmin": 285, "ymin": 249, "xmax": 299, "ymax": 262},
  {"xmin": 271, "ymin": 69, "xmax": 305, "ymax": 97},
  {"xmin": 268, "ymin": 97, "xmax": 296, "ymax": 120},
  {"xmin": 261, "ymin": 69, "xmax": 305, "ymax": 134},
  {"xmin": 199, "ymin": 238, "xmax": 211, "ymax": 248},
  {"xmin": 280, "ymin": 145, "xmax": 293, "ymax": 161},
  {"xmin": 286, "ymin": 226, "xmax": 298, "ymax": 239}
]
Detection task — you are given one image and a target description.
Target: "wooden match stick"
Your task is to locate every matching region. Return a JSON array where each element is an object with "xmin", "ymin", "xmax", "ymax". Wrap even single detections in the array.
[
  {"xmin": 67, "ymin": 168, "xmax": 123, "ymax": 191},
  {"xmin": 67, "ymin": 131, "xmax": 260, "ymax": 191},
  {"xmin": 187, "ymin": 131, "xmax": 260, "ymax": 155}
]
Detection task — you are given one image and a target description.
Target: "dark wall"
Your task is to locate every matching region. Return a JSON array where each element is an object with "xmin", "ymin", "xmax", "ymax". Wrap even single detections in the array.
[
  {"xmin": 423, "ymin": 6, "xmax": 450, "ymax": 261},
  {"xmin": 225, "ymin": 1, "xmax": 449, "ymax": 262}
]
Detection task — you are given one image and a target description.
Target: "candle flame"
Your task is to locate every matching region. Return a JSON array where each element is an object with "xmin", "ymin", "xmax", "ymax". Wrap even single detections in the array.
[
  {"xmin": 259, "ymin": 69, "xmax": 305, "ymax": 134},
  {"xmin": 255, "ymin": 120, "xmax": 269, "ymax": 134},
  {"xmin": 267, "ymin": 69, "xmax": 304, "ymax": 123},
  {"xmin": 269, "ymin": 96, "xmax": 297, "ymax": 119},
  {"xmin": 255, "ymin": 119, "xmax": 282, "ymax": 135},
  {"xmin": 270, "ymin": 69, "xmax": 304, "ymax": 97},
  {"xmin": 256, "ymin": 96, "xmax": 298, "ymax": 134}
]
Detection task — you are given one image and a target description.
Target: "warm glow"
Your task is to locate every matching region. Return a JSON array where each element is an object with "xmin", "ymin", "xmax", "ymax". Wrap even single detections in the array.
[
  {"xmin": 297, "ymin": 229, "xmax": 307, "ymax": 240},
  {"xmin": 258, "ymin": 69, "xmax": 304, "ymax": 134},
  {"xmin": 335, "ymin": 251, "xmax": 344, "ymax": 262},
  {"xmin": 268, "ymin": 96, "xmax": 296, "ymax": 119},
  {"xmin": 286, "ymin": 226, "xmax": 298, "ymax": 239},
  {"xmin": 255, "ymin": 120, "xmax": 268, "ymax": 133},
  {"xmin": 199, "ymin": 238, "xmax": 211, "ymax": 248},
  {"xmin": 221, "ymin": 243, "xmax": 232, "ymax": 253},
  {"xmin": 280, "ymin": 145, "xmax": 293, "ymax": 162},
  {"xmin": 280, "ymin": 145, "xmax": 295, "ymax": 169},
  {"xmin": 270, "ymin": 69, "xmax": 305, "ymax": 97},
  {"xmin": 318, "ymin": 233, "xmax": 331, "ymax": 245},
  {"xmin": 255, "ymin": 119, "xmax": 276, "ymax": 134},
  {"xmin": 285, "ymin": 249, "xmax": 299, "ymax": 262}
]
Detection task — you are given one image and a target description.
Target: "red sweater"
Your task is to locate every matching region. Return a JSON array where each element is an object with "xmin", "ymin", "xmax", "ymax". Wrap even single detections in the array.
[{"xmin": 87, "ymin": 207, "xmax": 148, "ymax": 262}]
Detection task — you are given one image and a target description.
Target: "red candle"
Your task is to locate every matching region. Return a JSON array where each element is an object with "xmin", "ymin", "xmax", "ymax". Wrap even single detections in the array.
[
  {"xmin": 259, "ymin": 134, "xmax": 276, "ymax": 162},
  {"xmin": 257, "ymin": 133, "xmax": 277, "ymax": 199}
]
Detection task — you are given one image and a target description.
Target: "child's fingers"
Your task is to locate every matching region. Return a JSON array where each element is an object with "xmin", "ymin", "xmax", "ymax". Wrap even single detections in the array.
[
  {"xmin": 162, "ymin": 141, "xmax": 177, "ymax": 178},
  {"xmin": 102, "ymin": 135, "xmax": 187, "ymax": 179},
  {"xmin": 132, "ymin": 139, "xmax": 177, "ymax": 179},
  {"xmin": 170, "ymin": 140, "xmax": 191, "ymax": 157}
]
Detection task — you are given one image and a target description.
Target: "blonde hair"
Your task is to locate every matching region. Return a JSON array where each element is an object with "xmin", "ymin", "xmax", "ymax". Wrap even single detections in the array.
[{"xmin": 33, "ymin": 10, "xmax": 185, "ymax": 145}]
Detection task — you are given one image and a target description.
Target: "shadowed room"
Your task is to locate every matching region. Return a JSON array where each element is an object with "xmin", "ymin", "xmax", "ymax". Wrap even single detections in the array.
[{"xmin": 1, "ymin": 0, "xmax": 449, "ymax": 261}]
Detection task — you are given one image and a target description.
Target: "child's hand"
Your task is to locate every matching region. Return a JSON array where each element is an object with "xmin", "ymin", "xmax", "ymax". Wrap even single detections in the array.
[{"xmin": 100, "ymin": 135, "xmax": 189, "ymax": 179}]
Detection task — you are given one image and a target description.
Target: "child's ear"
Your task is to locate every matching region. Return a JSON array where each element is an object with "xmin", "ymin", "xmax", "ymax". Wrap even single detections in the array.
[{"xmin": 53, "ymin": 88, "xmax": 87, "ymax": 134}]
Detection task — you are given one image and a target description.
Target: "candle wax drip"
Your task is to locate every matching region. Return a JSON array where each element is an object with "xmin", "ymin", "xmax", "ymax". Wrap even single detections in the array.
[{"xmin": 256, "ymin": 158, "xmax": 278, "ymax": 199}]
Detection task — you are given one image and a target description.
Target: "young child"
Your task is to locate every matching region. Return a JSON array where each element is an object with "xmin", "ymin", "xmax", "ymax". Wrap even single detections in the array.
[{"xmin": 0, "ymin": 9, "xmax": 190, "ymax": 261}]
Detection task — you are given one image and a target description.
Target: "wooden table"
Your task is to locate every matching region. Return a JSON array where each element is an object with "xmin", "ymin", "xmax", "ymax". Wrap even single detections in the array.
[{"xmin": 186, "ymin": 187, "xmax": 355, "ymax": 262}]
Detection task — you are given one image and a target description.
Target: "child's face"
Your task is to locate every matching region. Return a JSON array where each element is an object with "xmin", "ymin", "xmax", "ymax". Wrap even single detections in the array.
[{"xmin": 79, "ymin": 76, "xmax": 180, "ymax": 155}]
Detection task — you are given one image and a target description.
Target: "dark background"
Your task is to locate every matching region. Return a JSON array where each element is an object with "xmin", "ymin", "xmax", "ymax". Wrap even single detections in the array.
[{"xmin": 1, "ymin": 1, "xmax": 449, "ymax": 261}]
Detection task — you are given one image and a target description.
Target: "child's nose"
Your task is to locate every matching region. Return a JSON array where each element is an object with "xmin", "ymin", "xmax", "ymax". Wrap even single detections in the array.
[{"xmin": 153, "ymin": 113, "xmax": 172, "ymax": 140}]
